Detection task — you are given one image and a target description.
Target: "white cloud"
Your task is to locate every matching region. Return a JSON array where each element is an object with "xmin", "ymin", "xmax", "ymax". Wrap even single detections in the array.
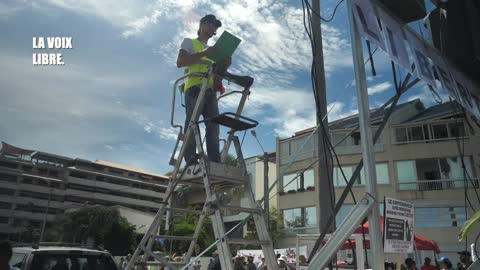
[
  {"xmin": 407, "ymin": 83, "xmax": 449, "ymax": 106},
  {"xmin": 368, "ymin": 81, "xmax": 392, "ymax": 95}
]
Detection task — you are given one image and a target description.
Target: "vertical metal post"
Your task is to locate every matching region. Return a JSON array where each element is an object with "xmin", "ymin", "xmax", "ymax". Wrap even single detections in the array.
[
  {"xmin": 39, "ymin": 188, "xmax": 51, "ymax": 242},
  {"xmin": 347, "ymin": 0, "xmax": 385, "ymax": 268},
  {"xmin": 353, "ymin": 234, "xmax": 365, "ymax": 270},
  {"xmin": 263, "ymin": 153, "xmax": 269, "ymax": 230},
  {"xmin": 311, "ymin": 0, "xmax": 335, "ymax": 238}
]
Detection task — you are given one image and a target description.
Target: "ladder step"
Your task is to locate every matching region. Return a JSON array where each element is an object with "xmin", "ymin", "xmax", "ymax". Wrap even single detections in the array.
[
  {"xmin": 227, "ymin": 238, "xmax": 270, "ymax": 246},
  {"xmin": 203, "ymin": 112, "xmax": 258, "ymax": 131},
  {"xmin": 218, "ymin": 205, "xmax": 261, "ymax": 214},
  {"xmin": 156, "ymin": 235, "xmax": 195, "ymax": 241}
]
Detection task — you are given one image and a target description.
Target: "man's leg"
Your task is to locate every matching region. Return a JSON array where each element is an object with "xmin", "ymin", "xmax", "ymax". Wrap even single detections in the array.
[
  {"xmin": 203, "ymin": 88, "xmax": 220, "ymax": 163},
  {"xmin": 183, "ymin": 87, "xmax": 200, "ymax": 164}
]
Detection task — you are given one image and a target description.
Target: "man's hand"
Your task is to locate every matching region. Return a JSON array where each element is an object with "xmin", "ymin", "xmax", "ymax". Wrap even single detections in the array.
[{"xmin": 202, "ymin": 46, "xmax": 217, "ymax": 57}]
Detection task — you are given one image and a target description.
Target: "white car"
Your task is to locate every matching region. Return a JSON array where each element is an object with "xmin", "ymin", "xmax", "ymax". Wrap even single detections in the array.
[{"xmin": 10, "ymin": 245, "xmax": 118, "ymax": 270}]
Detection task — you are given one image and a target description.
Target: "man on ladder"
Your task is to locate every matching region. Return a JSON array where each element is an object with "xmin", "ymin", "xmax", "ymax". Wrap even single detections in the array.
[{"xmin": 176, "ymin": 14, "xmax": 232, "ymax": 165}]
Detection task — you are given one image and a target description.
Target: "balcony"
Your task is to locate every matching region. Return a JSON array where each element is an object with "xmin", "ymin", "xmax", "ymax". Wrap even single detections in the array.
[{"xmin": 397, "ymin": 178, "xmax": 479, "ymax": 191}]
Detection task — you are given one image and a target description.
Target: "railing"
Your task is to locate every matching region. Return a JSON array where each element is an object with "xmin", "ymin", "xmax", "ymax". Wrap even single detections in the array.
[
  {"xmin": 397, "ymin": 178, "xmax": 479, "ymax": 191},
  {"xmin": 283, "ymin": 226, "xmax": 318, "ymax": 237}
]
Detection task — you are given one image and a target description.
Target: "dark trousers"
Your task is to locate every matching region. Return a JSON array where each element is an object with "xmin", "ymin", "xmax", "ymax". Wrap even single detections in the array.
[{"xmin": 184, "ymin": 86, "xmax": 220, "ymax": 164}]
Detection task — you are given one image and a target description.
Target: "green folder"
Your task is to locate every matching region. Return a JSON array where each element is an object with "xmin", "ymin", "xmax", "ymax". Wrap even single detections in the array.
[{"xmin": 208, "ymin": 31, "xmax": 242, "ymax": 63}]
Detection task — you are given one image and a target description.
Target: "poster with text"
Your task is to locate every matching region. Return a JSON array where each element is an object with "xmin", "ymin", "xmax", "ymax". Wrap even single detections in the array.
[{"xmin": 384, "ymin": 197, "xmax": 415, "ymax": 253}]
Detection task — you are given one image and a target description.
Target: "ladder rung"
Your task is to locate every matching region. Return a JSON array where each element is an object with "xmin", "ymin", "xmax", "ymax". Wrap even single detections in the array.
[
  {"xmin": 166, "ymin": 207, "xmax": 203, "ymax": 215},
  {"xmin": 227, "ymin": 238, "xmax": 270, "ymax": 246},
  {"xmin": 218, "ymin": 205, "xmax": 261, "ymax": 214},
  {"xmin": 156, "ymin": 235, "xmax": 195, "ymax": 241}
]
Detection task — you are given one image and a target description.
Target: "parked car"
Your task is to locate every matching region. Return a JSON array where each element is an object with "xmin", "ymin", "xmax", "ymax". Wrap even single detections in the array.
[{"xmin": 10, "ymin": 244, "xmax": 118, "ymax": 270}]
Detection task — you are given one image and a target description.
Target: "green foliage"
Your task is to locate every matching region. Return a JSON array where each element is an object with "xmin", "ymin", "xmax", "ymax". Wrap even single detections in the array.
[
  {"xmin": 164, "ymin": 208, "xmax": 214, "ymax": 256},
  {"xmin": 245, "ymin": 207, "xmax": 284, "ymax": 248},
  {"xmin": 53, "ymin": 206, "xmax": 136, "ymax": 255},
  {"xmin": 459, "ymin": 209, "xmax": 480, "ymax": 241}
]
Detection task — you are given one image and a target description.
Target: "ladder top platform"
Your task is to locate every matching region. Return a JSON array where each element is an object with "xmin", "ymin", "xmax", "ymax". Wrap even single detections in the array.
[{"xmin": 178, "ymin": 161, "xmax": 249, "ymax": 186}]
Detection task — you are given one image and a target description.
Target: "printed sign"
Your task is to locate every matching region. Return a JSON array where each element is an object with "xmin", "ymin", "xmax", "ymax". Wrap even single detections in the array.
[
  {"xmin": 352, "ymin": 0, "xmax": 480, "ymax": 120},
  {"xmin": 384, "ymin": 197, "xmax": 415, "ymax": 253}
]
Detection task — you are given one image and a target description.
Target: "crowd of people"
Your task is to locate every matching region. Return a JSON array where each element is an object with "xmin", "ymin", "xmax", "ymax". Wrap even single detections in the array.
[{"xmin": 397, "ymin": 250, "xmax": 473, "ymax": 270}]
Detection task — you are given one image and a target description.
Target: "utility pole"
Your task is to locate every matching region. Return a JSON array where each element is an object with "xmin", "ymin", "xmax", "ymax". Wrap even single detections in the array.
[
  {"xmin": 346, "ymin": 0, "xmax": 385, "ymax": 269},
  {"xmin": 311, "ymin": 0, "xmax": 335, "ymax": 237},
  {"xmin": 263, "ymin": 152, "xmax": 269, "ymax": 230}
]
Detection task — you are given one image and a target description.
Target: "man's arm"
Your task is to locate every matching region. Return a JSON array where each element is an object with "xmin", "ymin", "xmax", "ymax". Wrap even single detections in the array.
[{"xmin": 176, "ymin": 47, "xmax": 216, "ymax": 68}]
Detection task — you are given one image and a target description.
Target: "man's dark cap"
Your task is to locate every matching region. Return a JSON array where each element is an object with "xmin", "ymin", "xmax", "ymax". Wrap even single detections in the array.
[
  {"xmin": 458, "ymin": 250, "xmax": 471, "ymax": 256},
  {"xmin": 200, "ymin": 14, "xmax": 222, "ymax": 27}
]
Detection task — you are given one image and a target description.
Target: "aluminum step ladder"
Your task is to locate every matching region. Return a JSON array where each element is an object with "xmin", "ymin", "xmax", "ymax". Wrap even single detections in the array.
[{"xmin": 126, "ymin": 66, "xmax": 279, "ymax": 270}]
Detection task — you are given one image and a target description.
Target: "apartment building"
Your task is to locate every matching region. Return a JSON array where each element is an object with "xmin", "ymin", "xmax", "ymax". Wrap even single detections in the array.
[
  {"xmin": 275, "ymin": 99, "xmax": 480, "ymax": 260},
  {"xmin": 0, "ymin": 143, "xmax": 169, "ymax": 241}
]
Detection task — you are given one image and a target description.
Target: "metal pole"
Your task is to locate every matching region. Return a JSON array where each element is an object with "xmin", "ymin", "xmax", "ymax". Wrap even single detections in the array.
[
  {"xmin": 39, "ymin": 188, "xmax": 51, "ymax": 243},
  {"xmin": 263, "ymin": 153, "xmax": 269, "ymax": 230},
  {"xmin": 311, "ymin": 0, "xmax": 335, "ymax": 238},
  {"xmin": 346, "ymin": 0, "xmax": 385, "ymax": 269}
]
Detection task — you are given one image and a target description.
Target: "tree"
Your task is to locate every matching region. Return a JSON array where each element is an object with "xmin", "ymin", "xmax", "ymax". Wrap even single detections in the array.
[
  {"xmin": 53, "ymin": 206, "xmax": 136, "ymax": 255},
  {"xmin": 245, "ymin": 207, "xmax": 284, "ymax": 248},
  {"xmin": 163, "ymin": 207, "xmax": 214, "ymax": 256}
]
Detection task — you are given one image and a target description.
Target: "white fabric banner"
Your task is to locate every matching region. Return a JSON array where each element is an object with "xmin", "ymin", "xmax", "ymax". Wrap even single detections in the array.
[
  {"xmin": 377, "ymin": 7, "xmax": 411, "ymax": 71},
  {"xmin": 404, "ymin": 29, "xmax": 437, "ymax": 87},
  {"xmin": 352, "ymin": 0, "xmax": 386, "ymax": 51}
]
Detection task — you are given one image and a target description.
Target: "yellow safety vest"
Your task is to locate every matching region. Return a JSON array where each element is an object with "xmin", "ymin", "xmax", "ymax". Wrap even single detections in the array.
[{"xmin": 184, "ymin": 39, "xmax": 215, "ymax": 92}]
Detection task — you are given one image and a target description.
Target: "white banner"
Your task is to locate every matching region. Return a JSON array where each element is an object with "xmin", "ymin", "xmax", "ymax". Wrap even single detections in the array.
[
  {"xmin": 352, "ymin": 0, "xmax": 386, "ymax": 51},
  {"xmin": 384, "ymin": 197, "xmax": 415, "ymax": 254},
  {"xmin": 353, "ymin": 0, "xmax": 480, "ymax": 119},
  {"xmin": 377, "ymin": 7, "xmax": 411, "ymax": 71}
]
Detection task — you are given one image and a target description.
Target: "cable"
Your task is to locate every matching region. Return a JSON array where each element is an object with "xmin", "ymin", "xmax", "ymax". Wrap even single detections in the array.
[{"xmin": 303, "ymin": 0, "xmax": 345, "ymax": 23}]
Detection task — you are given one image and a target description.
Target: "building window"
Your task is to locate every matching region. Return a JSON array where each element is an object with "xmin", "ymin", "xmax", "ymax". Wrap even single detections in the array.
[
  {"xmin": 432, "ymin": 124, "xmax": 448, "ymax": 139},
  {"xmin": 333, "ymin": 163, "xmax": 389, "ymax": 187},
  {"xmin": 304, "ymin": 207, "xmax": 317, "ymax": 227},
  {"xmin": 0, "ymin": 202, "xmax": 11, "ymax": 209},
  {"xmin": 0, "ymin": 188, "xmax": 15, "ymax": 196},
  {"xmin": 282, "ymin": 169, "xmax": 315, "ymax": 192},
  {"xmin": 283, "ymin": 208, "xmax": 302, "ymax": 228},
  {"xmin": 0, "ymin": 161, "xmax": 17, "ymax": 169},
  {"xmin": 69, "ymin": 171, "xmax": 88, "ymax": 179},
  {"xmin": 416, "ymin": 207, "xmax": 467, "ymax": 228},
  {"xmin": 0, "ymin": 173, "xmax": 17, "ymax": 183},
  {"xmin": 394, "ymin": 121, "xmax": 465, "ymax": 143},
  {"xmin": 395, "ymin": 157, "xmax": 475, "ymax": 190},
  {"xmin": 283, "ymin": 206, "xmax": 317, "ymax": 228}
]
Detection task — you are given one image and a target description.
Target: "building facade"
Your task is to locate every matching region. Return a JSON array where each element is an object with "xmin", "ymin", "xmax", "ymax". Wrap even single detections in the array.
[
  {"xmin": 276, "ymin": 99, "xmax": 480, "ymax": 261},
  {"xmin": 0, "ymin": 143, "xmax": 168, "ymax": 241}
]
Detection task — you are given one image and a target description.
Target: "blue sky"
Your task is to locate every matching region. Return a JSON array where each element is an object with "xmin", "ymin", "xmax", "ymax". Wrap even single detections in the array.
[{"xmin": 0, "ymin": 0, "xmax": 446, "ymax": 174}]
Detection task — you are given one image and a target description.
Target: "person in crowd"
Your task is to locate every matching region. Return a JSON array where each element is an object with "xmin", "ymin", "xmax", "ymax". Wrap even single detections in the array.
[
  {"xmin": 122, "ymin": 254, "xmax": 132, "ymax": 270},
  {"xmin": 277, "ymin": 255, "xmax": 290, "ymax": 270},
  {"xmin": 405, "ymin": 258, "xmax": 418, "ymax": 270},
  {"xmin": 421, "ymin": 257, "xmax": 437, "ymax": 270},
  {"xmin": 456, "ymin": 251, "xmax": 472, "ymax": 270},
  {"xmin": 299, "ymin": 255, "xmax": 308, "ymax": 266},
  {"xmin": 207, "ymin": 250, "xmax": 221, "ymax": 270},
  {"xmin": 118, "ymin": 258, "xmax": 124, "ymax": 270},
  {"xmin": 256, "ymin": 257, "xmax": 265, "ymax": 270},
  {"xmin": 246, "ymin": 256, "xmax": 256, "ymax": 270},
  {"xmin": 0, "ymin": 241, "xmax": 20, "ymax": 270},
  {"xmin": 438, "ymin": 257, "xmax": 453, "ymax": 270},
  {"xmin": 234, "ymin": 256, "xmax": 245, "ymax": 270}
]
